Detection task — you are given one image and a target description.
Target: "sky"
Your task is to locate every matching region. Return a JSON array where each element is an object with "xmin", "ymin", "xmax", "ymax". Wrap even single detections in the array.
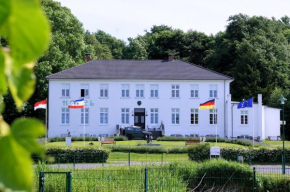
[{"xmin": 57, "ymin": 0, "xmax": 290, "ymax": 43}]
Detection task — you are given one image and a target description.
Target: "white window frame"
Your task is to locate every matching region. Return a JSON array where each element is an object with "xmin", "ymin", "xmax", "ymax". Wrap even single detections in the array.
[
  {"xmin": 171, "ymin": 85, "xmax": 180, "ymax": 98},
  {"xmin": 100, "ymin": 108, "xmax": 108, "ymax": 125},
  {"xmin": 150, "ymin": 84, "xmax": 159, "ymax": 98},
  {"xmin": 100, "ymin": 84, "xmax": 109, "ymax": 98},
  {"xmin": 209, "ymin": 85, "xmax": 218, "ymax": 98},
  {"xmin": 136, "ymin": 84, "xmax": 144, "ymax": 98},
  {"xmin": 61, "ymin": 108, "xmax": 70, "ymax": 125},
  {"xmin": 190, "ymin": 109, "xmax": 198, "ymax": 125},
  {"xmin": 81, "ymin": 84, "xmax": 89, "ymax": 97},
  {"xmin": 241, "ymin": 110, "xmax": 248, "ymax": 125},
  {"xmin": 209, "ymin": 109, "xmax": 217, "ymax": 125},
  {"xmin": 121, "ymin": 108, "xmax": 130, "ymax": 124},
  {"xmin": 190, "ymin": 84, "xmax": 199, "ymax": 98},
  {"xmin": 61, "ymin": 84, "xmax": 70, "ymax": 97},
  {"xmin": 81, "ymin": 108, "xmax": 89, "ymax": 125},
  {"xmin": 121, "ymin": 84, "xmax": 130, "ymax": 98},
  {"xmin": 171, "ymin": 108, "xmax": 180, "ymax": 125},
  {"xmin": 150, "ymin": 108, "xmax": 159, "ymax": 124}
]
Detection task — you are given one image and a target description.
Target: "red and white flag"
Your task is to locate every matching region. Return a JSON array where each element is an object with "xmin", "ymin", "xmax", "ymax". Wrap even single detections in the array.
[
  {"xmin": 34, "ymin": 99, "xmax": 47, "ymax": 110},
  {"xmin": 68, "ymin": 98, "xmax": 84, "ymax": 109}
]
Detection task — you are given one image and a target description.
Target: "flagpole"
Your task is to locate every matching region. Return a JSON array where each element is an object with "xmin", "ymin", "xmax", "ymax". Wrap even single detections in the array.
[
  {"xmin": 45, "ymin": 98, "xmax": 48, "ymax": 145},
  {"xmin": 252, "ymin": 97, "xmax": 254, "ymax": 147},
  {"xmin": 215, "ymin": 98, "xmax": 217, "ymax": 145},
  {"xmin": 83, "ymin": 104, "xmax": 85, "ymax": 146}
]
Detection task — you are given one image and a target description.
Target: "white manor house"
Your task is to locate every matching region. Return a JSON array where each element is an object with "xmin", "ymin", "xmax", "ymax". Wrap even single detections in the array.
[{"xmin": 46, "ymin": 55, "xmax": 281, "ymax": 140}]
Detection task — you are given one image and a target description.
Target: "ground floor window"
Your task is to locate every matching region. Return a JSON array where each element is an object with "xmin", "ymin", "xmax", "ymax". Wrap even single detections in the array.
[
  {"xmin": 121, "ymin": 108, "xmax": 130, "ymax": 124},
  {"xmin": 100, "ymin": 108, "xmax": 108, "ymax": 124},
  {"xmin": 241, "ymin": 110, "xmax": 248, "ymax": 125},
  {"xmin": 81, "ymin": 108, "xmax": 89, "ymax": 125},
  {"xmin": 61, "ymin": 108, "xmax": 69, "ymax": 124},
  {"xmin": 150, "ymin": 108, "xmax": 158, "ymax": 124},
  {"xmin": 209, "ymin": 109, "xmax": 217, "ymax": 124},
  {"xmin": 190, "ymin": 109, "xmax": 198, "ymax": 124},
  {"xmin": 171, "ymin": 108, "xmax": 180, "ymax": 124}
]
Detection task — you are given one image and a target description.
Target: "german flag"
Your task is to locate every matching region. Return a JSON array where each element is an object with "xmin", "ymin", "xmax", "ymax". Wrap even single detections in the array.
[{"xmin": 199, "ymin": 99, "xmax": 215, "ymax": 109}]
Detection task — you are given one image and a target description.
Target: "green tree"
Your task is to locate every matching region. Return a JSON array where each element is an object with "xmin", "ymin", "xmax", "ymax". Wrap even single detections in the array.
[{"xmin": 125, "ymin": 37, "xmax": 148, "ymax": 60}]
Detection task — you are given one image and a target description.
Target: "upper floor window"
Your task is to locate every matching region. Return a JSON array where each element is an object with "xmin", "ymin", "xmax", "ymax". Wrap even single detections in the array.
[
  {"xmin": 81, "ymin": 108, "xmax": 89, "ymax": 125},
  {"xmin": 121, "ymin": 84, "xmax": 130, "ymax": 98},
  {"xmin": 190, "ymin": 109, "xmax": 198, "ymax": 124},
  {"xmin": 150, "ymin": 108, "xmax": 158, "ymax": 124},
  {"xmin": 61, "ymin": 108, "xmax": 69, "ymax": 125},
  {"xmin": 171, "ymin": 108, "xmax": 180, "ymax": 124},
  {"xmin": 209, "ymin": 109, "xmax": 217, "ymax": 124},
  {"xmin": 209, "ymin": 85, "xmax": 218, "ymax": 98},
  {"xmin": 241, "ymin": 110, "xmax": 248, "ymax": 125},
  {"xmin": 190, "ymin": 84, "xmax": 199, "ymax": 98},
  {"xmin": 150, "ymin": 84, "xmax": 158, "ymax": 98},
  {"xmin": 121, "ymin": 108, "xmax": 130, "ymax": 124},
  {"xmin": 136, "ymin": 84, "xmax": 144, "ymax": 98},
  {"xmin": 100, "ymin": 84, "xmax": 108, "ymax": 98},
  {"xmin": 171, "ymin": 85, "xmax": 180, "ymax": 98},
  {"xmin": 100, "ymin": 108, "xmax": 108, "ymax": 124},
  {"xmin": 62, "ymin": 84, "xmax": 70, "ymax": 97},
  {"xmin": 81, "ymin": 84, "xmax": 89, "ymax": 97}
]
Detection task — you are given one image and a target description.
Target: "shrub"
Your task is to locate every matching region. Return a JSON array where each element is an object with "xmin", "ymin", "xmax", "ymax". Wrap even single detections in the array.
[
  {"xmin": 34, "ymin": 148, "xmax": 110, "ymax": 163},
  {"xmin": 157, "ymin": 137, "xmax": 199, "ymax": 141},
  {"xmin": 49, "ymin": 137, "xmax": 65, "ymax": 142},
  {"xmin": 108, "ymin": 136, "xmax": 128, "ymax": 141},
  {"xmin": 108, "ymin": 145, "xmax": 167, "ymax": 153},
  {"xmin": 168, "ymin": 147, "xmax": 188, "ymax": 154},
  {"xmin": 188, "ymin": 143, "xmax": 210, "ymax": 162}
]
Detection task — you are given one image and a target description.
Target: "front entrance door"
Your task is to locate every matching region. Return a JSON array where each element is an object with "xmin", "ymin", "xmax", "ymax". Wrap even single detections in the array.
[{"xmin": 134, "ymin": 108, "xmax": 145, "ymax": 129}]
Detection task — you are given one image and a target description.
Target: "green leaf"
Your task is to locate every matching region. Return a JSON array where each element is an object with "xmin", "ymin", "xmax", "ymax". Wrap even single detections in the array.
[
  {"xmin": 11, "ymin": 118, "xmax": 45, "ymax": 156},
  {"xmin": 0, "ymin": 135, "xmax": 33, "ymax": 191},
  {"xmin": 0, "ymin": 0, "xmax": 10, "ymax": 26},
  {"xmin": 0, "ymin": 50, "xmax": 7, "ymax": 95},
  {"xmin": 0, "ymin": 117, "xmax": 9, "ymax": 137}
]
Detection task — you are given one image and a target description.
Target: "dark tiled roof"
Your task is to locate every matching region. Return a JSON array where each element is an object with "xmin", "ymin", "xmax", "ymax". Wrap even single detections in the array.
[{"xmin": 46, "ymin": 59, "xmax": 233, "ymax": 80}]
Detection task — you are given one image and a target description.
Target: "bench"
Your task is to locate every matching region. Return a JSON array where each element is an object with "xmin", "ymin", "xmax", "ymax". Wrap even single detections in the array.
[
  {"xmin": 185, "ymin": 140, "xmax": 200, "ymax": 146},
  {"xmin": 101, "ymin": 138, "xmax": 116, "ymax": 146},
  {"xmin": 268, "ymin": 136, "xmax": 281, "ymax": 141}
]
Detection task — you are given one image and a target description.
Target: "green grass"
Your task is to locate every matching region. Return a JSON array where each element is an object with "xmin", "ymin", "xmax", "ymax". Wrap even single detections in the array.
[
  {"xmin": 45, "ymin": 140, "xmax": 247, "ymax": 149},
  {"xmin": 262, "ymin": 140, "xmax": 290, "ymax": 147}
]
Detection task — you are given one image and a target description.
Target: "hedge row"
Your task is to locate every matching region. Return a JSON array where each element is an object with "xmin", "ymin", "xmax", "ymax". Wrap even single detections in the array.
[
  {"xmin": 49, "ymin": 136, "xmax": 128, "ymax": 142},
  {"xmin": 34, "ymin": 148, "xmax": 110, "ymax": 163},
  {"xmin": 188, "ymin": 144, "xmax": 290, "ymax": 162},
  {"xmin": 107, "ymin": 145, "xmax": 188, "ymax": 154},
  {"xmin": 157, "ymin": 136, "xmax": 258, "ymax": 147}
]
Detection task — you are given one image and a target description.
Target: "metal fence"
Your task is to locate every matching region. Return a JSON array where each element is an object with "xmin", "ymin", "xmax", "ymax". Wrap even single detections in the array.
[{"xmin": 37, "ymin": 167, "xmax": 290, "ymax": 192}]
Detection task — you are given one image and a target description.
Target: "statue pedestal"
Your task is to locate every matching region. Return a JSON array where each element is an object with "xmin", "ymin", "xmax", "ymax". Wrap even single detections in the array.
[{"xmin": 66, "ymin": 137, "xmax": 71, "ymax": 146}]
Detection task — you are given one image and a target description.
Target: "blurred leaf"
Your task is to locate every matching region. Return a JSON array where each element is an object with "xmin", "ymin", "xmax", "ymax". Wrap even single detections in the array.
[
  {"xmin": 11, "ymin": 118, "xmax": 45, "ymax": 156},
  {"xmin": 0, "ymin": 135, "xmax": 33, "ymax": 191},
  {"xmin": 0, "ymin": 117, "xmax": 9, "ymax": 136},
  {"xmin": 0, "ymin": 50, "xmax": 7, "ymax": 95},
  {"xmin": 0, "ymin": 0, "xmax": 10, "ymax": 26}
]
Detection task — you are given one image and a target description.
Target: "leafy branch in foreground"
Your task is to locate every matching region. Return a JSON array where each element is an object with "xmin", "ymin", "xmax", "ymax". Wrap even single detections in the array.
[{"xmin": 0, "ymin": 0, "xmax": 50, "ymax": 191}]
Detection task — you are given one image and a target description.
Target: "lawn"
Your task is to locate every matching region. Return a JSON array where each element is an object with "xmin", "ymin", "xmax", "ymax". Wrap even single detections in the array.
[
  {"xmin": 262, "ymin": 140, "xmax": 290, "ymax": 147},
  {"xmin": 45, "ymin": 140, "xmax": 247, "ymax": 149}
]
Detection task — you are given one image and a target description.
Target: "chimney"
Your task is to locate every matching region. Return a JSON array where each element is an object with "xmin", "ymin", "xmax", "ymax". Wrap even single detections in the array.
[
  {"xmin": 86, "ymin": 52, "xmax": 91, "ymax": 62},
  {"xmin": 168, "ymin": 54, "xmax": 174, "ymax": 61}
]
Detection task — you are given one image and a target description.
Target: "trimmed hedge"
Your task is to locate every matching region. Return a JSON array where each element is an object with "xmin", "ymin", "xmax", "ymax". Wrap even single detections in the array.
[
  {"xmin": 108, "ymin": 136, "xmax": 128, "ymax": 141},
  {"xmin": 35, "ymin": 148, "xmax": 110, "ymax": 163},
  {"xmin": 108, "ymin": 145, "xmax": 167, "ymax": 153},
  {"xmin": 188, "ymin": 146, "xmax": 290, "ymax": 162},
  {"xmin": 157, "ymin": 136, "xmax": 258, "ymax": 147}
]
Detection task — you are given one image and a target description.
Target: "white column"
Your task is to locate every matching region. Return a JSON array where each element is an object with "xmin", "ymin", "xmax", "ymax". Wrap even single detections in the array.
[
  {"xmin": 258, "ymin": 94, "xmax": 264, "ymax": 140},
  {"xmin": 226, "ymin": 94, "xmax": 232, "ymax": 138}
]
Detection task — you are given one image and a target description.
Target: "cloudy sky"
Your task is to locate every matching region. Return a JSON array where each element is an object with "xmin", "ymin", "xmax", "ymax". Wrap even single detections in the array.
[{"xmin": 57, "ymin": 0, "xmax": 290, "ymax": 43}]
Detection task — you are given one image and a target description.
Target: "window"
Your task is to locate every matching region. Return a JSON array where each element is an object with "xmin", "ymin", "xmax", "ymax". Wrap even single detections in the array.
[
  {"xmin": 100, "ymin": 84, "xmax": 108, "ymax": 98},
  {"xmin": 190, "ymin": 109, "xmax": 198, "ymax": 124},
  {"xmin": 171, "ymin": 108, "xmax": 180, "ymax": 124},
  {"xmin": 81, "ymin": 84, "xmax": 89, "ymax": 97},
  {"xmin": 150, "ymin": 108, "xmax": 158, "ymax": 124},
  {"xmin": 190, "ymin": 84, "xmax": 199, "ymax": 98},
  {"xmin": 136, "ymin": 84, "xmax": 144, "ymax": 97},
  {"xmin": 61, "ymin": 108, "xmax": 69, "ymax": 124},
  {"xmin": 121, "ymin": 108, "xmax": 130, "ymax": 124},
  {"xmin": 150, "ymin": 84, "xmax": 158, "ymax": 98},
  {"xmin": 121, "ymin": 84, "xmax": 130, "ymax": 98},
  {"xmin": 81, "ymin": 108, "xmax": 89, "ymax": 125},
  {"xmin": 209, "ymin": 85, "xmax": 218, "ymax": 98},
  {"xmin": 100, "ymin": 108, "xmax": 108, "ymax": 124},
  {"xmin": 171, "ymin": 85, "xmax": 180, "ymax": 98},
  {"xmin": 241, "ymin": 110, "xmax": 248, "ymax": 125},
  {"xmin": 62, "ymin": 84, "xmax": 70, "ymax": 97},
  {"xmin": 209, "ymin": 109, "xmax": 217, "ymax": 124}
]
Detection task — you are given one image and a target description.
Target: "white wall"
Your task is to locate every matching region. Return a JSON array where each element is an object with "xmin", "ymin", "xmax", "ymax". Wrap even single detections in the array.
[
  {"xmin": 48, "ymin": 79, "xmax": 231, "ymax": 138},
  {"xmin": 265, "ymin": 107, "xmax": 281, "ymax": 138}
]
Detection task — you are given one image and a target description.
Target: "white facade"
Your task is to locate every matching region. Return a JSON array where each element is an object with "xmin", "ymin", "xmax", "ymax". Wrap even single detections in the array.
[{"xmin": 48, "ymin": 79, "xmax": 234, "ymax": 138}]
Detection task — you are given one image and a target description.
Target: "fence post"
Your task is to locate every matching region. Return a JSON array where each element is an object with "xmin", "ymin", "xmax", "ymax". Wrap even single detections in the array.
[
  {"xmin": 39, "ymin": 171, "xmax": 45, "ymax": 192},
  {"xmin": 253, "ymin": 167, "xmax": 256, "ymax": 192},
  {"xmin": 128, "ymin": 151, "xmax": 131, "ymax": 166},
  {"xmin": 144, "ymin": 168, "xmax": 148, "ymax": 192},
  {"xmin": 66, "ymin": 171, "xmax": 72, "ymax": 192}
]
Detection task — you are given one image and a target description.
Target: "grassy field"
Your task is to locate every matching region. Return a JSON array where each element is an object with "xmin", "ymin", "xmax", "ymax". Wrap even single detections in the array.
[
  {"xmin": 262, "ymin": 140, "xmax": 290, "ymax": 147},
  {"xmin": 45, "ymin": 140, "xmax": 247, "ymax": 149}
]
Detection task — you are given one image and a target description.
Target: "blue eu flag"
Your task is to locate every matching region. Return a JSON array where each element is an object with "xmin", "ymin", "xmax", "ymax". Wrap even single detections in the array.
[{"xmin": 237, "ymin": 98, "xmax": 253, "ymax": 109}]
